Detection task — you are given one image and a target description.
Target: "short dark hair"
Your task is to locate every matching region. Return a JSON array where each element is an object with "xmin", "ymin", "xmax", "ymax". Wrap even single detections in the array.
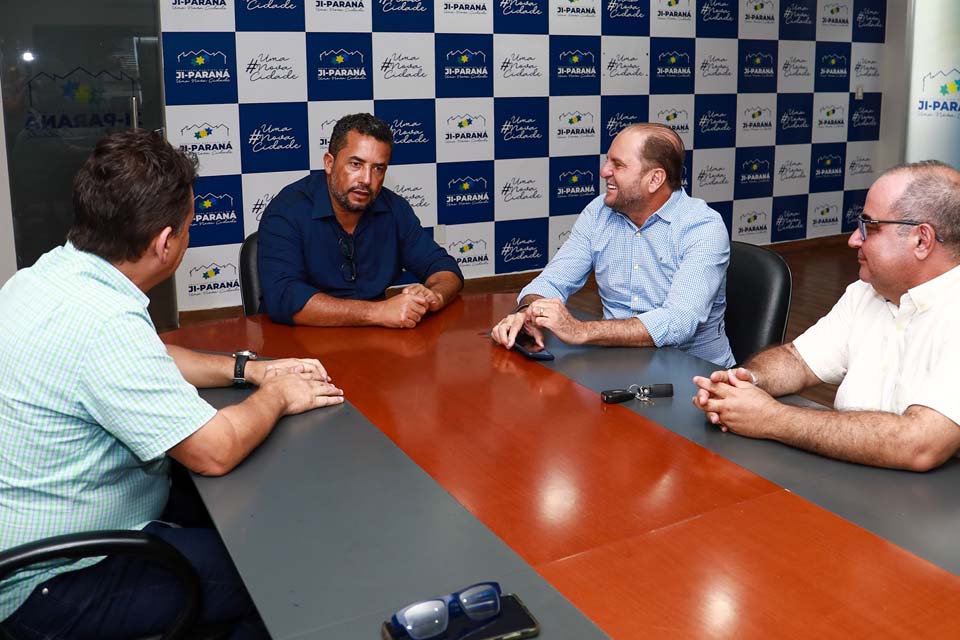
[
  {"xmin": 627, "ymin": 123, "xmax": 685, "ymax": 191},
  {"xmin": 328, "ymin": 113, "xmax": 394, "ymax": 158},
  {"xmin": 886, "ymin": 160, "xmax": 960, "ymax": 255},
  {"xmin": 68, "ymin": 129, "xmax": 197, "ymax": 263}
]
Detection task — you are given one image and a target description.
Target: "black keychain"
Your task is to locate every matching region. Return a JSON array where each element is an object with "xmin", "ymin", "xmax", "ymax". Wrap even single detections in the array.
[{"xmin": 601, "ymin": 383, "xmax": 674, "ymax": 405}]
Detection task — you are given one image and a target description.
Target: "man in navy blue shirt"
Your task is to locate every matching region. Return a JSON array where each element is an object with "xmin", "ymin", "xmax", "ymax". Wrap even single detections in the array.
[{"xmin": 258, "ymin": 113, "xmax": 463, "ymax": 327}]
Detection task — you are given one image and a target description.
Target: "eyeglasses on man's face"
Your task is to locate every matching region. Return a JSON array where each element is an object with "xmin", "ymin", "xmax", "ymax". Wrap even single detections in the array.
[
  {"xmin": 856, "ymin": 214, "xmax": 945, "ymax": 243},
  {"xmin": 338, "ymin": 235, "xmax": 356, "ymax": 282}
]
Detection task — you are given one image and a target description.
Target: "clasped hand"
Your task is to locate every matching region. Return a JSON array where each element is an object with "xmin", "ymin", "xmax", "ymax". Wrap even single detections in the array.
[{"xmin": 691, "ymin": 367, "xmax": 774, "ymax": 437}]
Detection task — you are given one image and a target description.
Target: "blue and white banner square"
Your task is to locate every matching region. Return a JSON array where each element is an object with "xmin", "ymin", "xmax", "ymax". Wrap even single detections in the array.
[
  {"xmin": 166, "ymin": 103, "xmax": 241, "ymax": 177},
  {"xmin": 736, "ymin": 92, "xmax": 776, "ymax": 147},
  {"xmin": 494, "ymin": 0, "xmax": 548, "ymax": 34},
  {"xmin": 549, "ymin": 214, "xmax": 577, "ymax": 259},
  {"xmin": 812, "ymin": 91, "xmax": 848, "ymax": 142},
  {"xmin": 241, "ymin": 170, "xmax": 309, "ymax": 237},
  {"xmin": 190, "ymin": 174, "xmax": 245, "ymax": 248},
  {"xmin": 549, "ymin": 0, "xmax": 601, "ymax": 36},
  {"xmin": 496, "ymin": 217, "xmax": 548, "ymax": 273},
  {"xmin": 771, "ymin": 194, "xmax": 808, "ymax": 242},
  {"xmin": 773, "ymin": 143, "xmax": 812, "ymax": 196},
  {"xmin": 807, "ymin": 190, "xmax": 843, "ymax": 237},
  {"xmin": 383, "ymin": 163, "xmax": 438, "ymax": 227},
  {"xmin": 176, "ymin": 244, "xmax": 243, "ymax": 311},
  {"xmin": 375, "ymin": 98, "xmax": 437, "ymax": 164},
  {"xmin": 842, "ymin": 188, "xmax": 868, "ymax": 233},
  {"xmin": 697, "ymin": 0, "xmax": 738, "ymax": 39},
  {"xmin": 550, "ymin": 155, "xmax": 600, "ymax": 215},
  {"xmin": 549, "ymin": 36, "xmax": 601, "ymax": 96},
  {"xmin": 445, "ymin": 221, "xmax": 495, "ymax": 276},
  {"xmin": 734, "ymin": 145, "xmax": 775, "ymax": 199},
  {"xmin": 161, "ymin": 0, "xmax": 235, "ymax": 32},
  {"xmin": 307, "ymin": 33, "xmax": 373, "ymax": 101},
  {"xmin": 601, "ymin": 95, "xmax": 649, "ymax": 153},
  {"xmin": 494, "ymin": 34, "xmax": 550, "ymax": 97},
  {"xmin": 372, "ymin": 32, "xmax": 435, "ymax": 100},
  {"xmin": 601, "ymin": 36, "xmax": 650, "ymax": 96},
  {"xmin": 235, "ymin": 0, "xmax": 305, "ymax": 31},
  {"xmin": 239, "ymin": 101, "xmax": 309, "ymax": 173},
  {"xmin": 437, "ymin": 160, "xmax": 495, "ymax": 224},
  {"xmin": 738, "ymin": 39, "xmax": 777, "ymax": 93},
  {"xmin": 847, "ymin": 92, "xmax": 881, "ymax": 141},
  {"xmin": 163, "ymin": 32, "xmax": 238, "ymax": 105},
  {"xmin": 435, "ymin": 34, "xmax": 494, "ymax": 98},
  {"xmin": 739, "ymin": 0, "xmax": 778, "ymax": 39},
  {"xmin": 809, "ymin": 142, "xmax": 846, "ymax": 192},
  {"xmin": 236, "ymin": 32, "xmax": 307, "ymax": 104},
  {"xmin": 852, "ymin": 0, "xmax": 886, "ymax": 42},
  {"xmin": 373, "ymin": 0, "xmax": 434, "ymax": 32},
  {"xmin": 435, "ymin": 97, "xmax": 495, "ymax": 162},
  {"xmin": 814, "ymin": 41, "xmax": 851, "ymax": 93},
  {"xmin": 650, "ymin": 37, "xmax": 696, "ymax": 95},
  {"xmin": 494, "ymin": 96, "xmax": 550, "ymax": 159},
  {"xmin": 844, "ymin": 140, "xmax": 878, "ymax": 191},
  {"xmin": 495, "ymin": 157, "xmax": 549, "ymax": 220},
  {"xmin": 731, "ymin": 196, "xmax": 772, "ymax": 244},
  {"xmin": 693, "ymin": 93, "xmax": 736, "ymax": 149},
  {"xmin": 695, "ymin": 37, "xmax": 738, "ymax": 94},
  {"xmin": 818, "ymin": 0, "xmax": 854, "ymax": 42},
  {"xmin": 779, "ymin": 0, "xmax": 817, "ymax": 41},
  {"xmin": 308, "ymin": 0, "xmax": 372, "ymax": 32},
  {"xmin": 602, "ymin": 0, "xmax": 649, "ymax": 36},
  {"xmin": 691, "ymin": 147, "xmax": 735, "ymax": 202},
  {"xmin": 550, "ymin": 95, "xmax": 601, "ymax": 157},
  {"xmin": 776, "ymin": 92, "xmax": 813, "ymax": 144},
  {"xmin": 436, "ymin": 0, "xmax": 493, "ymax": 33},
  {"xmin": 850, "ymin": 42, "xmax": 882, "ymax": 92},
  {"xmin": 650, "ymin": 94, "xmax": 695, "ymax": 149},
  {"xmin": 650, "ymin": 0, "xmax": 695, "ymax": 38},
  {"xmin": 777, "ymin": 40, "xmax": 815, "ymax": 92}
]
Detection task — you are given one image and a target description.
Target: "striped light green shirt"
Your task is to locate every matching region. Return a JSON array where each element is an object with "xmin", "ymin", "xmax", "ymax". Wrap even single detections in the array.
[{"xmin": 0, "ymin": 243, "xmax": 216, "ymax": 619}]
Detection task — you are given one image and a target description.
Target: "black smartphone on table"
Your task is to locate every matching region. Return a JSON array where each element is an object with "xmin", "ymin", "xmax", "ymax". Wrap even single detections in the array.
[
  {"xmin": 381, "ymin": 593, "xmax": 540, "ymax": 640},
  {"xmin": 511, "ymin": 332, "xmax": 554, "ymax": 361}
]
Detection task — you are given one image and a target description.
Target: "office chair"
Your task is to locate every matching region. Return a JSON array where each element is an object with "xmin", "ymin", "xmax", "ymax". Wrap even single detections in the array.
[
  {"xmin": 0, "ymin": 531, "xmax": 232, "ymax": 640},
  {"xmin": 239, "ymin": 232, "xmax": 261, "ymax": 316},
  {"xmin": 724, "ymin": 241, "xmax": 793, "ymax": 365}
]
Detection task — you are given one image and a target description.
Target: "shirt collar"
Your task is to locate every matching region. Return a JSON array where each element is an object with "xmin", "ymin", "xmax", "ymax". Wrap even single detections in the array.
[
  {"xmin": 904, "ymin": 263, "xmax": 960, "ymax": 313},
  {"xmin": 653, "ymin": 189, "xmax": 685, "ymax": 223},
  {"xmin": 64, "ymin": 242, "xmax": 150, "ymax": 308},
  {"xmin": 310, "ymin": 171, "xmax": 391, "ymax": 220}
]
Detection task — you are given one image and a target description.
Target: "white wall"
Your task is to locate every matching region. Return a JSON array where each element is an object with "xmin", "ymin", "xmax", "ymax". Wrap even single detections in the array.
[{"xmin": 878, "ymin": 0, "xmax": 912, "ymax": 170}]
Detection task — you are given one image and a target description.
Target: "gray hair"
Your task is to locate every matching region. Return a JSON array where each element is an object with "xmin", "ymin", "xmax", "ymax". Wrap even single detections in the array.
[{"xmin": 884, "ymin": 160, "xmax": 960, "ymax": 255}]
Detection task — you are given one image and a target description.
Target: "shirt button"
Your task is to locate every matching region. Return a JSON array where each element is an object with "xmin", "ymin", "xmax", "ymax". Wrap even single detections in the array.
[
  {"xmin": 634, "ymin": 231, "xmax": 641, "ymax": 237},
  {"xmin": 42, "ymin": 587, "xmax": 49, "ymax": 595},
  {"xmin": 632, "ymin": 296, "xmax": 639, "ymax": 301},
  {"xmin": 633, "ymin": 264, "xmax": 638, "ymax": 270}
]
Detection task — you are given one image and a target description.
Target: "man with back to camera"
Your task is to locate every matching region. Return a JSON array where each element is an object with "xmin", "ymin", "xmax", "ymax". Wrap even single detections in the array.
[
  {"xmin": 490, "ymin": 123, "xmax": 736, "ymax": 367},
  {"xmin": 257, "ymin": 112, "xmax": 464, "ymax": 328},
  {"xmin": 693, "ymin": 161, "xmax": 960, "ymax": 471},
  {"xmin": 0, "ymin": 129, "xmax": 344, "ymax": 639}
]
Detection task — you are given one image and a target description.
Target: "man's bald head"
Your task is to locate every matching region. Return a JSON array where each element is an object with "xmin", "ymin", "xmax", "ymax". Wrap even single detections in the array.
[{"xmin": 882, "ymin": 160, "xmax": 960, "ymax": 257}]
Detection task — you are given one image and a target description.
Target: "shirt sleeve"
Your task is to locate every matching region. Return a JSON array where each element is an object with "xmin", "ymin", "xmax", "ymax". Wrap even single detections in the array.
[
  {"xmin": 78, "ymin": 312, "xmax": 217, "ymax": 463},
  {"xmin": 792, "ymin": 282, "xmax": 860, "ymax": 385},
  {"xmin": 519, "ymin": 203, "xmax": 596, "ymax": 302},
  {"xmin": 636, "ymin": 213, "xmax": 729, "ymax": 348},
  {"xmin": 392, "ymin": 193, "xmax": 464, "ymax": 284},
  {"xmin": 257, "ymin": 194, "xmax": 322, "ymax": 325}
]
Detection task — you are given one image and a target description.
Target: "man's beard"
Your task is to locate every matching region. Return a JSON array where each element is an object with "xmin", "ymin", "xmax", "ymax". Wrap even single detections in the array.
[{"xmin": 331, "ymin": 183, "xmax": 372, "ymax": 213}]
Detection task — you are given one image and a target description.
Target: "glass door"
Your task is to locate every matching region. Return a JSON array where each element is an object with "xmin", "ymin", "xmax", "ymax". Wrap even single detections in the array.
[{"xmin": 0, "ymin": 1, "xmax": 178, "ymax": 330}]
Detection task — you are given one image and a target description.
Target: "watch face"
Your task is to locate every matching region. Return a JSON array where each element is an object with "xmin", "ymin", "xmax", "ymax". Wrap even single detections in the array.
[{"xmin": 234, "ymin": 350, "xmax": 257, "ymax": 359}]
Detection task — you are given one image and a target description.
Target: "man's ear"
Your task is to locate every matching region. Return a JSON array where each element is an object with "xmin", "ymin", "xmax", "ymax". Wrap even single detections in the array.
[
  {"xmin": 323, "ymin": 151, "xmax": 334, "ymax": 173},
  {"xmin": 647, "ymin": 168, "xmax": 666, "ymax": 193},
  {"xmin": 154, "ymin": 226, "xmax": 175, "ymax": 263},
  {"xmin": 914, "ymin": 223, "xmax": 938, "ymax": 260}
]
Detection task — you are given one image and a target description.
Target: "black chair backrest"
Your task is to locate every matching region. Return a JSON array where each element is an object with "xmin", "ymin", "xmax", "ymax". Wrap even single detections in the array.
[
  {"xmin": 724, "ymin": 241, "xmax": 792, "ymax": 365},
  {"xmin": 239, "ymin": 232, "xmax": 261, "ymax": 316}
]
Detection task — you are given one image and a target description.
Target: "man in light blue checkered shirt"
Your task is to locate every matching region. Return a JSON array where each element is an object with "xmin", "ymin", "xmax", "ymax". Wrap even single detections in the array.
[
  {"xmin": 0, "ymin": 130, "xmax": 344, "ymax": 639},
  {"xmin": 492, "ymin": 123, "xmax": 736, "ymax": 367}
]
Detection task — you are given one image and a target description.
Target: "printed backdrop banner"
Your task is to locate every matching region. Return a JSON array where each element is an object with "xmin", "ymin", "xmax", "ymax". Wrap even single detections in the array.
[{"xmin": 160, "ymin": 0, "xmax": 887, "ymax": 310}]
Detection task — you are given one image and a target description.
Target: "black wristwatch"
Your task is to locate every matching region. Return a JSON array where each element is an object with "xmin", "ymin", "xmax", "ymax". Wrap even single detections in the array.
[{"xmin": 232, "ymin": 350, "xmax": 258, "ymax": 387}]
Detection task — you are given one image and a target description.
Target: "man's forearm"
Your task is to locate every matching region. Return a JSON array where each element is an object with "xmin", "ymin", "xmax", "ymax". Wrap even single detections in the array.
[
  {"xmin": 763, "ymin": 404, "xmax": 957, "ymax": 472},
  {"xmin": 167, "ymin": 344, "xmax": 232, "ymax": 388},
  {"xmin": 424, "ymin": 270, "xmax": 462, "ymax": 310},
  {"xmin": 744, "ymin": 342, "xmax": 822, "ymax": 396},
  {"xmin": 576, "ymin": 318, "xmax": 655, "ymax": 347},
  {"xmin": 292, "ymin": 291, "xmax": 381, "ymax": 326}
]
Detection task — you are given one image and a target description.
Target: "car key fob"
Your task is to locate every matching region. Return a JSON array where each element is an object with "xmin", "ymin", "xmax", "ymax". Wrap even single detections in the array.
[{"xmin": 601, "ymin": 389, "xmax": 637, "ymax": 404}]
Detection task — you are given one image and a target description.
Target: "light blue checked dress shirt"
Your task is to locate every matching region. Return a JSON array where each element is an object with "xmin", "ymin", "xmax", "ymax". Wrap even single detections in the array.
[
  {"xmin": 520, "ymin": 190, "xmax": 735, "ymax": 367},
  {"xmin": 0, "ymin": 243, "xmax": 216, "ymax": 619}
]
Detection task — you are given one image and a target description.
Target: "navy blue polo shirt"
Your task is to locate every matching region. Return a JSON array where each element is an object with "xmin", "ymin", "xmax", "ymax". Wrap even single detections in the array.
[{"xmin": 257, "ymin": 172, "xmax": 463, "ymax": 325}]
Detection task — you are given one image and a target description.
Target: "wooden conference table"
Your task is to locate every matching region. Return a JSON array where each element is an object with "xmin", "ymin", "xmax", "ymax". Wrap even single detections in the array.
[{"xmin": 162, "ymin": 294, "xmax": 960, "ymax": 639}]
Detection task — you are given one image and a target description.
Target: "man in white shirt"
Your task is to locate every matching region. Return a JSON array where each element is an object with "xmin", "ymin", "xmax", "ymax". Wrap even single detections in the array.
[{"xmin": 692, "ymin": 160, "xmax": 960, "ymax": 471}]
